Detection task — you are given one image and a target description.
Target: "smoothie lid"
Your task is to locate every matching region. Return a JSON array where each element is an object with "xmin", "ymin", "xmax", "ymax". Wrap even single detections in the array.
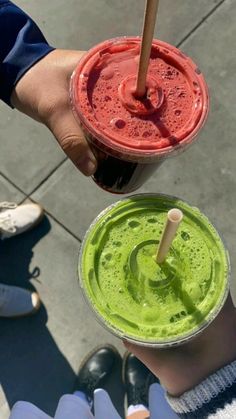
[
  {"xmin": 79, "ymin": 194, "xmax": 230, "ymax": 347},
  {"xmin": 71, "ymin": 37, "xmax": 209, "ymax": 161}
]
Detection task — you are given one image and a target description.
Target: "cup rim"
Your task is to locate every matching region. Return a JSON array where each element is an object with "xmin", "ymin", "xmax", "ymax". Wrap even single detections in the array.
[
  {"xmin": 70, "ymin": 37, "xmax": 210, "ymax": 163},
  {"xmin": 78, "ymin": 193, "xmax": 231, "ymax": 348}
]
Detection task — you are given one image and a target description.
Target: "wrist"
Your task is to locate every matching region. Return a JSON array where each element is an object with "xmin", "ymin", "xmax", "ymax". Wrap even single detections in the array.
[
  {"xmin": 166, "ymin": 360, "xmax": 236, "ymax": 415},
  {"xmin": 160, "ymin": 295, "xmax": 236, "ymax": 396},
  {"xmin": 11, "ymin": 49, "xmax": 57, "ymax": 120}
]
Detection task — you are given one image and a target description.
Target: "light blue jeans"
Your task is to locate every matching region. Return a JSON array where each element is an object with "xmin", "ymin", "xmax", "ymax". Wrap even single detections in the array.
[{"xmin": 9, "ymin": 383, "xmax": 179, "ymax": 419}]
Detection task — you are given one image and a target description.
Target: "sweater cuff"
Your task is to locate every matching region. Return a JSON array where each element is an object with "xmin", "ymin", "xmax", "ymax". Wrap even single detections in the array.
[
  {"xmin": 4, "ymin": 41, "xmax": 54, "ymax": 107},
  {"xmin": 166, "ymin": 360, "xmax": 236, "ymax": 415},
  {"xmin": 0, "ymin": 1, "xmax": 54, "ymax": 107}
]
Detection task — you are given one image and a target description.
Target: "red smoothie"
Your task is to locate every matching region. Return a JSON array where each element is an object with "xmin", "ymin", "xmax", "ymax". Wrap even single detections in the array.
[{"xmin": 71, "ymin": 37, "xmax": 209, "ymax": 193}]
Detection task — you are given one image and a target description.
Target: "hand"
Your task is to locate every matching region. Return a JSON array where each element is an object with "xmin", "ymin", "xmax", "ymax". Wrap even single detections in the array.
[
  {"xmin": 124, "ymin": 295, "xmax": 236, "ymax": 396},
  {"xmin": 11, "ymin": 49, "xmax": 97, "ymax": 176}
]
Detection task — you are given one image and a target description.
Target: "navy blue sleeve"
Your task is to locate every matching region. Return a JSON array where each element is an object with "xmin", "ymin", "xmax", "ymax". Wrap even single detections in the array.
[{"xmin": 0, "ymin": 0, "xmax": 54, "ymax": 106}]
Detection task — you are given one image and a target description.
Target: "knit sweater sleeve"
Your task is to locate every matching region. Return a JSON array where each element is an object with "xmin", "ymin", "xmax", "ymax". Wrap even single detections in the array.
[
  {"xmin": 166, "ymin": 360, "xmax": 236, "ymax": 418},
  {"xmin": 0, "ymin": 0, "xmax": 54, "ymax": 106}
]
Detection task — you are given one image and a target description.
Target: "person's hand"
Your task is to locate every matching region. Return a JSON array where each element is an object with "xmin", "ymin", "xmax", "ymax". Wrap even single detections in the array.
[
  {"xmin": 124, "ymin": 295, "xmax": 236, "ymax": 396},
  {"xmin": 11, "ymin": 49, "xmax": 97, "ymax": 176}
]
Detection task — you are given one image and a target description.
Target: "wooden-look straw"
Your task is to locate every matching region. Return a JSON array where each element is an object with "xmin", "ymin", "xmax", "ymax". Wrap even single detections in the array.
[
  {"xmin": 136, "ymin": 0, "xmax": 160, "ymax": 97},
  {"xmin": 156, "ymin": 209, "xmax": 183, "ymax": 264}
]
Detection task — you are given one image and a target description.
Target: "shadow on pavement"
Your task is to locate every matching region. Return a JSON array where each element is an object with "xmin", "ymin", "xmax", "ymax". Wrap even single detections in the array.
[
  {"xmin": 0, "ymin": 216, "xmax": 125, "ymax": 418},
  {"xmin": 0, "ymin": 217, "xmax": 76, "ymax": 415}
]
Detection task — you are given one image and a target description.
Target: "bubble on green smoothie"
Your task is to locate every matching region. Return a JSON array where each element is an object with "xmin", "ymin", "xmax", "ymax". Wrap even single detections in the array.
[
  {"xmin": 181, "ymin": 231, "xmax": 190, "ymax": 241},
  {"xmin": 113, "ymin": 241, "xmax": 122, "ymax": 247},
  {"xmin": 147, "ymin": 217, "xmax": 158, "ymax": 224},
  {"xmin": 127, "ymin": 219, "xmax": 141, "ymax": 229},
  {"xmin": 104, "ymin": 253, "xmax": 112, "ymax": 261}
]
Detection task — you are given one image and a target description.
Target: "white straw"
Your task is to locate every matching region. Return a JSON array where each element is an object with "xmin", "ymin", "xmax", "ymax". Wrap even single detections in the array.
[{"xmin": 156, "ymin": 208, "xmax": 183, "ymax": 264}]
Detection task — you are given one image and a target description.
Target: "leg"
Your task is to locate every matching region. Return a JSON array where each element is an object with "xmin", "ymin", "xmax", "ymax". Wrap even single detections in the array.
[
  {"xmin": 10, "ymin": 396, "xmax": 95, "ymax": 419},
  {"xmin": 0, "ymin": 201, "xmax": 43, "ymax": 317},
  {"xmin": 0, "ymin": 283, "xmax": 40, "ymax": 317},
  {"xmin": 149, "ymin": 383, "xmax": 179, "ymax": 419},
  {"xmin": 54, "ymin": 394, "xmax": 94, "ymax": 419},
  {"xmin": 94, "ymin": 388, "xmax": 121, "ymax": 419},
  {"xmin": 10, "ymin": 401, "xmax": 52, "ymax": 419}
]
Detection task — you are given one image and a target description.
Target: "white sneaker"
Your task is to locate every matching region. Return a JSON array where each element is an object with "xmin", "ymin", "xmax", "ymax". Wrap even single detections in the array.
[
  {"xmin": 0, "ymin": 201, "xmax": 44, "ymax": 240},
  {"xmin": 0, "ymin": 283, "xmax": 41, "ymax": 318}
]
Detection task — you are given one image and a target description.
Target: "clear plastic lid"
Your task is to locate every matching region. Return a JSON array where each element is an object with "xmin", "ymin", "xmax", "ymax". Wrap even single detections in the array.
[{"xmin": 71, "ymin": 37, "xmax": 209, "ymax": 163}]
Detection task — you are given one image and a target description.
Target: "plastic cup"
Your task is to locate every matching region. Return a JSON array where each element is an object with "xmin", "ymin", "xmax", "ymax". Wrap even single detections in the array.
[
  {"xmin": 71, "ymin": 37, "xmax": 209, "ymax": 194},
  {"xmin": 78, "ymin": 194, "xmax": 230, "ymax": 348}
]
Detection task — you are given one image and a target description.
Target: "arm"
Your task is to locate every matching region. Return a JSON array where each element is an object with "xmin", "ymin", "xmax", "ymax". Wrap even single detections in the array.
[
  {"xmin": 0, "ymin": 1, "xmax": 96, "ymax": 176},
  {"xmin": 0, "ymin": 0, "xmax": 53, "ymax": 106},
  {"xmin": 125, "ymin": 295, "xmax": 236, "ymax": 417}
]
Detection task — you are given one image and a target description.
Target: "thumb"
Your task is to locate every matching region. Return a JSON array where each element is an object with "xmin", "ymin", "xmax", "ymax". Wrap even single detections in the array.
[{"xmin": 48, "ymin": 107, "xmax": 97, "ymax": 176}]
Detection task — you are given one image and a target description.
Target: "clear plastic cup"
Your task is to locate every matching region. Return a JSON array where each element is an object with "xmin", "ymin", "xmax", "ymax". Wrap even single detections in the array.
[
  {"xmin": 78, "ymin": 194, "xmax": 230, "ymax": 348},
  {"xmin": 71, "ymin": 37, "xmax": 209, "ymax": 194}
]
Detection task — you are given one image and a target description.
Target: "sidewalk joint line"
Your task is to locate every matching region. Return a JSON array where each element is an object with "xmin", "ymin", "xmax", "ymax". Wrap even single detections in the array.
[
  {"xmin": 1, "ymin": 156, "xmax": 67, "ymax": 199},
  {"xmin": 177, "ymin": 0, "xmax": 226, "ymax": 48},
  {"xmin": 27, "ymin": 157, "xmax": 68, "ymax": 196},
  {"xmin": 0, "ymin": 171, "xmax": 26, "ymax": 198},
  {"xmin": 42, "ymin": 208, "xmax": 82, "ymax": 243}
]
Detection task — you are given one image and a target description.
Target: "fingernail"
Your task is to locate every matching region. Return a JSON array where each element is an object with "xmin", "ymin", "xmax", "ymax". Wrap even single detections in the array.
[{"xmin": 80, "ymin": 154, "xmax": 97, "ymax": 176}]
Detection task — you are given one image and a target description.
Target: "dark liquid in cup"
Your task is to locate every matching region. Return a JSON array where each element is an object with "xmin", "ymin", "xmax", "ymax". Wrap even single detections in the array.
[{"xmin": 92, "ymin": 147, "xmax": 162, "ymax": 194}]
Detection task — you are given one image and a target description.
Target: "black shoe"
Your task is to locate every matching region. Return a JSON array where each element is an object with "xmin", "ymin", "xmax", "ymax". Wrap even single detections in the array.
[
  {"xmin": 123, "ymin": 352, "xmax": 159, "ymax": 407},
  {"xmin": 74, "ymin": 344, "xmax": 121, "ymax": 401}
]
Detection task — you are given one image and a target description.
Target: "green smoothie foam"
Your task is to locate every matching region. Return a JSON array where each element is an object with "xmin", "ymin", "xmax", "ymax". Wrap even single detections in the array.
[{"xmin": 79, "ymin": 195, "xmax": 229, "ymax": 345}]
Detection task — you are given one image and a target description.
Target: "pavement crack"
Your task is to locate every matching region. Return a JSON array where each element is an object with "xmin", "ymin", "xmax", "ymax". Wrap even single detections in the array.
[
  {"xmin": 43, "ymin": 209, "xmax": 82, "ymax": 243},
  {"xmin": 177, "ymin": 0, "xmax": 227, "ymax": 48}
]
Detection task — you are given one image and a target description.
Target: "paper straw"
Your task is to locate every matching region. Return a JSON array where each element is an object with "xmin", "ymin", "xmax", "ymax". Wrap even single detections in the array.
[
  {"xmin": 156, "ymin": 208, "xmax": 183, "ymax": 264},
  {"xmin": 136, "ymin": 0, "xmax": 160, "ymax": 97}
]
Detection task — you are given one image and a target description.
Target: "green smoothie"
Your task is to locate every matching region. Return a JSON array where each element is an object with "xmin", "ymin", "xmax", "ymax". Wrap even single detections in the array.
[{"xmin": 79, "ymin": 194, "xmax": 229, "ymax": 346}]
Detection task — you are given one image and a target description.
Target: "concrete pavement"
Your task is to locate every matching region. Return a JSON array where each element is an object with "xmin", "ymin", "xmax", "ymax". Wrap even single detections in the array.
[{"xmin": 0, "ymin": 0, "xmax": 235, "ymax": 417}]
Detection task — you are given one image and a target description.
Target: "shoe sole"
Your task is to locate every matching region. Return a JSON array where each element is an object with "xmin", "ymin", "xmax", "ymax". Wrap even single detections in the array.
[
  {"xmin": 122, "ymin": 351, "xmax": 133, "ymax": 412},
  {"xmin": 3, "ymin": 292, "xmax": 41, "ymax": 319},
  {"xmin": 122, "ymin": 350, "xmax": 131, "ymax": 384}
]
